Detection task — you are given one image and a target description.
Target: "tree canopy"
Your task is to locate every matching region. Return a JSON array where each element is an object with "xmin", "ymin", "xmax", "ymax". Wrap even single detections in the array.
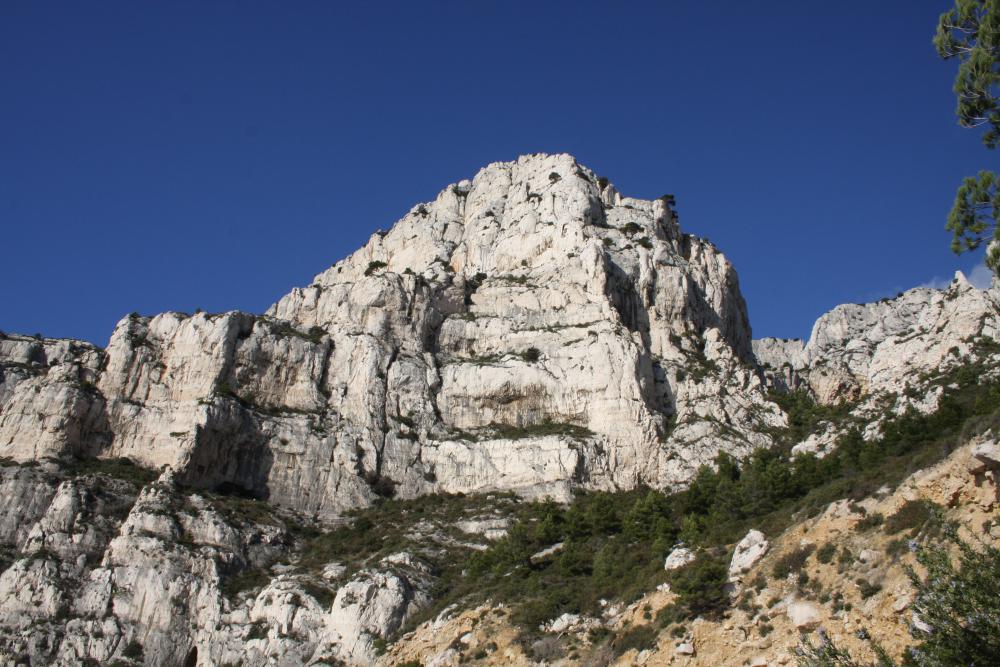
[{"xmin": 936, "ymin": 0, "xmax": 1000, "ymax": 272}]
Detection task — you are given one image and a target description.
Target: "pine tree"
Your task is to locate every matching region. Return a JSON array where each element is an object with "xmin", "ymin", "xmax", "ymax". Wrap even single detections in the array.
[{"xmin": 936, "ymin": 0, "xmax": 1000, "ymax": 272}]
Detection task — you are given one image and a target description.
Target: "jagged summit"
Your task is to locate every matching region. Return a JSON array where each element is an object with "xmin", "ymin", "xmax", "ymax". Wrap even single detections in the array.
[
  {"xmin": 299, "ymin": 153, "xmax": 655, "ymax": 286},
  {"xmin": 0, "ymin": 153, "xmax": 782, "ymax": 519},
  {"xmin": 755, "ymin": 270, "xmax": 1000, "ymax": 404},
  {"xmin": 6, "ymin": 153, "xmax": 1000, "ymax": 526}
]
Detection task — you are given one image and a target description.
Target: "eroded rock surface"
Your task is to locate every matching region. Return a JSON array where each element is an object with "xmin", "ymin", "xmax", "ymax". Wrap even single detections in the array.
[
  {"xmin": 4, "ymin": 153, "xmax": 1000, "ymax": 665},
  {"xmin": 754, "ymin": 272, "xmax": 1000, "ymax": 404},
  {"xmin": 1, "ymin": 154, "xmax": 788, "ymax": 518},
  {"xmin": 0, "ymin": 465, "xmax": 432, "ymax": 666}
]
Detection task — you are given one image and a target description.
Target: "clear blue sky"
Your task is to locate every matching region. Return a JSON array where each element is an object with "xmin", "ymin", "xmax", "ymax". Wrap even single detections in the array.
[{"xmin": 1, "ymin": 1, "xmax": 991, "ymax": 345}]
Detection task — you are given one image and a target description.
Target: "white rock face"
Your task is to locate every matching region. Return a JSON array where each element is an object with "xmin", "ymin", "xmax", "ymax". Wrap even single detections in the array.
[
  {"xmin": 0, "ymin": 335, "xmax": 107, "ymax": 461},
  {"xmin": 541, "ymin": 612, "xmax": 601, "ymax": 634},
  {"xmin": 0, "ymin": 153, "xmax": 786, "ymax": 519},
  {"xmin": 755, "ymin": 272, "xmax": 1000, "ymax": 404},
  {"xmin": 3, "ymin": 152, "xmax": 999, "ymax": 665},
  {"xmin": 676, "ymin": 642, "xmax": 696, "ymax": 655},
  {"xmin": 664, "ymin": 547, "xmax": 696, "ymax": 571},
  {"xmin": 790, "ymin": 428, "xmax": 837, "ymax": 459},
  {"xmin": 729, "ymin": 529, "xmax": 769, "ymax": 579},
  {"xmin": 322, "ymin": 553, "xmax": 431, "ymax": 665},
  {"xmin": 455, "ymin": 517, "xmax": 509, "ymax": 540},
  {"xmin": 0, "ymin": 465, "xmax": 432, "ymax": 666}
]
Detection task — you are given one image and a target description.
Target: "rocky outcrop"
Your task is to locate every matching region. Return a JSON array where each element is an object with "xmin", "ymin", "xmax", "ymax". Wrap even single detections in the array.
[
  {"xmin": 0, "ymin": 154, "xmax": 787, "ymax": 519},
  {"xmin": 664, "ymin": 546, "xmax": 696, "ymax": 571},
  {"xmin": 0, "ymin": 335, "xmax": 108, "ymax": 462},
  {"xmin": 5, "ymin": 153, "xmax": 1000, "ymax": 665},
  {"xmin": 0, "ymin": 464, "xmax": 433, "ymax": 666},
  {"xmin": 755, "ymin": 272, "xmax": 1000, "ymax": 404},
  {"xmin": 728, "ymin": 529, "xmax": 768, "ymax": 580}
]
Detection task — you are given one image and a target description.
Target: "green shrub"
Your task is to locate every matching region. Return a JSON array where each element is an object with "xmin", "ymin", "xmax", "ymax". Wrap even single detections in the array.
[
  {"xmin": 668, "ymin": 555, "xmax": 729, "ymax": 619},
  {"xmin": 772, "ymin": 544, "xmax": 816, "ymax": 579},
  {"xmin": 885, "ymin": 538, "xmax": 908, "ymax": 560},
  {"xmin": 364, "ymin": 260, "xmax": 387, "ymax": 276},
  {"xmin": 856, "ymin": 512, "xmax": 884, "ymax": 531},
  {"xmin": 884, "ymin": 500, "xmax": 938, "ymax": 536},
  {"xmin": 816, "ymin": 542, "xmax": 836, "ymax": 564},
  {"xmin": 856, "ymin": 578, "xmax": 881, "ymax": 599},
  {"xmin": 906, "ymin": 525, "xmax": 1000, "ymax": 665},
  {"xmin": 301, "ymin": 580, "xmax": 335, "ymax": 608},
  {"xmin": 463, "ymin": 272, "xmax": 488, "ymax": 305},
  {"xmin": 487, "ymin": 420, "xmax": 593, "ymax": 441},
  {"xmin": 122, "ymin": 640, "xmax": 144, "ymax": 659},
  {"xmin": 612, "ymin": 624, "xmax": 658, "ymax": 656},
  {"xmin": 64, "ymin": 457, "xmax": 157, "ymax": 488},
  {"xmin": 363, "ymin": 472, "xmax": 396, "ymax": 498},
  {"xmin": 220, "ymin": 567, "xmax": 271, "ymax": 600}
]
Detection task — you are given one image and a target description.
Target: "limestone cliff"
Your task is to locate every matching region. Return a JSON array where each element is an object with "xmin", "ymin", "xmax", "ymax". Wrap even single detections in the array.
[
  {"xmin": 754, "ymin": 271, "xmax": 1000, "ymax": 403},
  {"xmin": 2, "ymin": 154, "xmax": 1000, "ymax": 666},
  {"xmin": 1, "ymin": 154, "xmax": 784, "ymax": 519}
]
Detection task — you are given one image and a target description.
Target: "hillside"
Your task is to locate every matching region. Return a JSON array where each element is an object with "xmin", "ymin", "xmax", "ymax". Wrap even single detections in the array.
[{"xmin": 1, "ymin": 154, "xmax": 998, "ymax": 666}]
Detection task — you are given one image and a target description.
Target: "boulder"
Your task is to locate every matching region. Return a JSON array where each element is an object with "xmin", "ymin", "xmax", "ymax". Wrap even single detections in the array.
[
  {"xmin": 858, "ymin": 549, "xmax": 881, "ymax": 566},
  {"xmin": 664, "ymin": 547, "xmax": 696, "ymax": 571},
  {"xmin": 729, "ymin": 530, "xmax": 769, "ymax": 578},
  {"xmin": 786, "ymin": 601, "xmax": 822, "ymax": 630},
  {"xmin": 541, "ymin": 612, "xmax": 601, "ymax": 634},
  {"xmin": 972, "ymin": 440, "xmax": 1000, "ymax": 470}
]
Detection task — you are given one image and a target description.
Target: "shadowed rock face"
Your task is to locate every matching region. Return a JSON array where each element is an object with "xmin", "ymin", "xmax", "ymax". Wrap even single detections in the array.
[{"xmin": 0, "ymin": 154, "xmax": 785, "ymax": 518}]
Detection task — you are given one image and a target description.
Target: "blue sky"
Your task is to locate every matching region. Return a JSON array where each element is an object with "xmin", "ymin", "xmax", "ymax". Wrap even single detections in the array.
[{"xmin": 1, "ymin": 1, "xmax": 992, "ymax": 345}]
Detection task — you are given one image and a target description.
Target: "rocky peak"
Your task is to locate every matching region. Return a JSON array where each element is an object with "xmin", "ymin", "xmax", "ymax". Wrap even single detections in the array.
[
  {"xmin": 3, "ymin": 154, "xmax": 1000, "ymax": 666},
  {"xmin": 1, "ymin": 153, "xmax": 783, "ymax": 519},
  {"xmin": 754, "ymin": 273, "xmax": 1000, "ymax": 403}
]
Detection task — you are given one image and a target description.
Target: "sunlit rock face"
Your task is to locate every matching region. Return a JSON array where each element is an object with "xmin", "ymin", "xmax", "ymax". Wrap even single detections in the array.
[
  {"xmin": 3, "ymin": 153, "xmax": 1000, "ymax": 666},
  {"xmin": 754, "ymin": 271, "xmax": 1000, "ymax": 404},
  {"xmin": 1, "ymin": 153, "xmax": 785, "ymax": 518}
]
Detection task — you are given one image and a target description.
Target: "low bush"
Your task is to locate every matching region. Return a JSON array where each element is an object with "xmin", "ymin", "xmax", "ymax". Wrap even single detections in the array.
[
  {"xmin": 856, "ymin": 578, "xmax": 882, "ymax": 599},
  {"xmin": 668, "ymin": 555, "xmax": 729, "ymax": 619},
  {"xmin": 884, "ymin": 499, "xmax": 939, "ymax": 536},
  {"xmin": 772, "ymin": 544, "xmax": 816, "ymax": 579},
  {"xmin": 612, "ymin": 624, "xmax": 658, "ymax": 656},
  {"xmin": 64, "ymin": 457, "xmax": 158, "ymax": 488},
  {"xmin": 122, "ymin": 640, "xmax": 144, "ymax": 659},
  {"xmin": 364, "ymin": 260, "xmax": 387, "ymax": 276},
  {"xmin": 816, "ymin": 542, "xmax": 836, "ymax": 564},
  {"xmin": 856, "ymin": 512, "xmax": 884, "ymax": 531}
]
